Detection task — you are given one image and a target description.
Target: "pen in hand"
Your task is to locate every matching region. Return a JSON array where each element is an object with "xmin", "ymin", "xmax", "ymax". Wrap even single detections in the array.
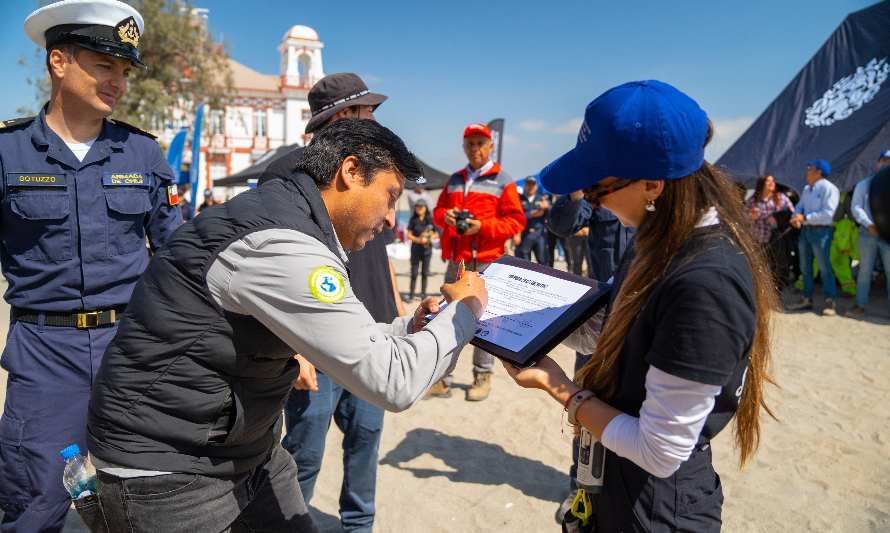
[{"xmin": 422, "ymin": 260, "xmax": 467, "ymax": 324}]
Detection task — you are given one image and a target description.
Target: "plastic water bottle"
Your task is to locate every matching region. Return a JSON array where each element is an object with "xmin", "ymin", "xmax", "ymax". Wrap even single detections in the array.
[{"xmin": 59, "ymin": 443, "xmax": 97, "ymax": 499}]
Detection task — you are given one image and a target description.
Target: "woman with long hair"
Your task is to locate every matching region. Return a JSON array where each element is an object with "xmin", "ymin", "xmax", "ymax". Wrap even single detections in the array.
[
  {"xmin": 504, "ymin": 81, "xmax": 777, "ymax": 532},
  {"xmin": 746, "ymin": 174, "xmax": 794, "ymax": 244},
  {"xmin": 746, "ymin": 174, "xmax": 794, "ymax": 287},
  {"xmin": 407, "ymin": 199, "xmax": 436, "ymax": 300}
]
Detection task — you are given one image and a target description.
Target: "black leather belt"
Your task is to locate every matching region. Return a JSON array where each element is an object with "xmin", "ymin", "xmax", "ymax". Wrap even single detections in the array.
[{"xmin": 12, "ymin": 307, "xmax": 125, "ymax": 329}]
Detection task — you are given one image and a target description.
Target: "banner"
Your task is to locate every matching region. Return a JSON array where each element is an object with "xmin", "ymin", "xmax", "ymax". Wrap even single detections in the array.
[
  {"xmin": 487, "ymin": 118, "xmax": 505, "ymax": 165},
  {"xmin": 165, "ymin": 127, "xmax": 188, "ymax": 185},
  {"xmin": 189, "ymin": 104, "xmax": 205, "ymax": 210},
  {"xmin": 717, "ymin": 2, "xmax": 890, "ymax": 192}
]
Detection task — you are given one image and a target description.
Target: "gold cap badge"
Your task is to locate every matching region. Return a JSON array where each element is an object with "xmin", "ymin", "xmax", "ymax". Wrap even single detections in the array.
[{"xmin": 116, "ymin": 17, "xmax": 140, "ymax": 48}]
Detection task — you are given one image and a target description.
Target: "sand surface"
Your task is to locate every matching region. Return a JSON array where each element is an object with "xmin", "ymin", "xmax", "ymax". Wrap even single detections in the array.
[{"xmin": 1, "ymin": 259, "xmax": 888, "ymax": 532}]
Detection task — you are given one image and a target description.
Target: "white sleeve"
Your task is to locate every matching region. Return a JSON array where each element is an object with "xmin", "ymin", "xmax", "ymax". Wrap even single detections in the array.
[
  {"xmin": 600, "ymin": 365, "xmax": 721, "ymax": 478},
  {"xmin": 850, "ymin": 179, "xmax": 873, "ymax": 228}
]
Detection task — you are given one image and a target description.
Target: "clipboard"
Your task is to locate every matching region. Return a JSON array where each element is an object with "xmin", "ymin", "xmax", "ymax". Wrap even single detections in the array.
[{"xmin": 470, "ymin": 255, "xmax": 611, "ymax": 368}]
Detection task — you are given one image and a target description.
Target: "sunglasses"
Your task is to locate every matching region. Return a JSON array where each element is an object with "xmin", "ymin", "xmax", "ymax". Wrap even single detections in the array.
[{"xmin": 582, "ymin": 179, "xmax": 635, "ymax": 207}]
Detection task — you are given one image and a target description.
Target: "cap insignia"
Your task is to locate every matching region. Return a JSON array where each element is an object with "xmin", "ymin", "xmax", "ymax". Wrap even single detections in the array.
[{"xmin": 116, "ymin": 17, "xmax": 140, "ymax": 48}]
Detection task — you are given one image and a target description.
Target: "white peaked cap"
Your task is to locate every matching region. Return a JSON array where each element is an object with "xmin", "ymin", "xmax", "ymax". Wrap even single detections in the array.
[{"xmin": 25, "ymin": 0, "xmax": 144, "ymax": 48}]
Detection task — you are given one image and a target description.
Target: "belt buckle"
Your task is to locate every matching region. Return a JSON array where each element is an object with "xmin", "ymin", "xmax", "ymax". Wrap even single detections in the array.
[
  {"xmin": 76, "ymin": 311, "xmax": 100, "ymax": 329},
  {"xmin": 76, "ymin": 310, "xmax": 115, "ymax": 329}
]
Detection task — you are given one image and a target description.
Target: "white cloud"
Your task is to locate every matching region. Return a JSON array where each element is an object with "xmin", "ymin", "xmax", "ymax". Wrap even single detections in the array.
[
  {"xmin": 502, "ymin": 133, "xmax": 520, "ymax": 145},
  {"xmin": 552, "ymin": 117, "xmax": 583, "ymax": 134},
  {"xmin": 518, "ymin": 118, "xmax": 582, "ymax": 135},
  {"xmin": 705, "ymin": 116, "xmax": 755, "ymax": 161},
  {"xmin": 519, "ymin": 119, "xmax": 549, "ymax": 132}
]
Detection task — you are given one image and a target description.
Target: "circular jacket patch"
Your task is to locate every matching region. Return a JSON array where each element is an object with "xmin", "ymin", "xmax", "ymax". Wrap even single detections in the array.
[{"xmin": 308, "ymin": 266, "xmax": 346, "ymax": 303}]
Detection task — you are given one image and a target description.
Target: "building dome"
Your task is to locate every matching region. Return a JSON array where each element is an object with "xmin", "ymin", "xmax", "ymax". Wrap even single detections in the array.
[{"xmin": 285, "ymin": 25, "xmax": 319, "ymax": 41}]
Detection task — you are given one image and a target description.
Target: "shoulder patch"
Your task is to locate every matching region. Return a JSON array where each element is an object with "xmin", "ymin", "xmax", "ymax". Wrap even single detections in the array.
[
  {"xmin": 308, "ymin": 266, "xmax": 346, "ymax": 303},
  {"xmin": 109, "ymin": 119, "xmax": 157, "ymax": 140},
  {"xmin": 0, "ymin": 116, "xmax": 36, "ymax": 131}
]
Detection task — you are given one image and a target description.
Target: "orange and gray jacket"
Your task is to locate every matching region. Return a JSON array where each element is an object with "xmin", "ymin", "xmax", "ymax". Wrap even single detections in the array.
[{"xmin": 432, "ymin": 162, "xmax": 526, "ymax": 264}]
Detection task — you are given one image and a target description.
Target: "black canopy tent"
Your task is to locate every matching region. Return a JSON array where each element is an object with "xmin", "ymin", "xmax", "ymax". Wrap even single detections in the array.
[
  {"xmin": 213, "ymin": 144, "xmax": 298, "ymax": 187},
  {"xmin": 213, "ymin": 143, "xmax": 453, "ymax": 189},
  {"xmin": 717, "ymin": 1, "xmax": 890, "ymax": 193},
  {"xmin": 213, "ymin": 118, "xmax": 505, "ymax": 190}
]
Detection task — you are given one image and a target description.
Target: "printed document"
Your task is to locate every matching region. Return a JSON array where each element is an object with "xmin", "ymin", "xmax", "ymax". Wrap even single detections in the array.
[{"xmin": 476, "ymin": 261, "xmax": 590, "ymax": 352}]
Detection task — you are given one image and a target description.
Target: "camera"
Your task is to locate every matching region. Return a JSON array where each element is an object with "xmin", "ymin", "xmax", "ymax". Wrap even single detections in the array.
[
  {"xmin": 454, "ymin": 210, "xmax": 475, "ymax": 235},
  {"xmin": 576, "ymin": 427, "xmax": 606, "ymax": 492}
]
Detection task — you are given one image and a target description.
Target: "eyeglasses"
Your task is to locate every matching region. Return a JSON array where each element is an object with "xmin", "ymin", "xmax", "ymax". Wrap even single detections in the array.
[{"xmin": 582, "ymin": 180, "xmax": 635, "ymax": 207}]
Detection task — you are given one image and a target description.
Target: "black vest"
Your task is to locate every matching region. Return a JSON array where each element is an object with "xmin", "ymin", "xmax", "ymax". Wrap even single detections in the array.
[{"xmin": 87, "ymin": 173, "xmax": 342, "ymax": 475}]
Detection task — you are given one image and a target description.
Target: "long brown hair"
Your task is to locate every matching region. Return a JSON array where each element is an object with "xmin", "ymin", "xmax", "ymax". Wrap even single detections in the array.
[
  {"xmin": 753, "ymin": 175, "xmax": 781, "ymax": 207},
  {"xmin": 575, "ymin": 162, "xmax": 778, "ymax": 467}
]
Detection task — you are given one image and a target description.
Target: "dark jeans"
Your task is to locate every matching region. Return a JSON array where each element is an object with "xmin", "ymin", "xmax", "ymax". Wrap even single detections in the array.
[
  {"xmin": 409, "ymin": 247, "xmax": 432, "ymax": 298},
  {"xmin": 282, "ymin": 373, "xmax": 384, "ymax": 533},
  {"xmin": 565, "ymin": 235, "xmax": 588, "ymax": 276},
  {"xmin": 516, "ymin": 229, "xmax": 549, "ymax": 265},
  {"xmin": 94, "ymin": 445, "xmax": 317, "ymax": 533},
  {"xmin": 545, "ymin": 231, "xmax": 562, "ymax": 267}
]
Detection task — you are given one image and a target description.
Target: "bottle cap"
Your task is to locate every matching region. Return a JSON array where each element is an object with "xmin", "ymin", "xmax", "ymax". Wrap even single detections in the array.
[{"xmin": 59, "ymin": 443, "xmax": 81, "ymax": 460}]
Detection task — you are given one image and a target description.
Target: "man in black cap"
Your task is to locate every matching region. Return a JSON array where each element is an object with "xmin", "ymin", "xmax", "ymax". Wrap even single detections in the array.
[
  {"xmin": 262, "ymin": 73, "xmax": 408, "ymax": 533},
  {"xmin": 260, "ymin": 73, "xmax": 388, "ymax": 184},
  {"xmin": 0, "ymin": 1, "xmax": 181, "ymax": 530}
]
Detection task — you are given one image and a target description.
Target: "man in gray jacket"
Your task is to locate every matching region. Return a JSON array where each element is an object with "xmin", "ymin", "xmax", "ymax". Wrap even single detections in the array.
[{"xmin": 86, "ymin": 119, "xmax": 487, "ymax": 532}]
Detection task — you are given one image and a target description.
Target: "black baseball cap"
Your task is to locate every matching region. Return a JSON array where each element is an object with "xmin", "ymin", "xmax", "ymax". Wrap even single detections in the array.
[{"xmin": 305, "ymin": 73, "xmax": 387, "ymax": 134}]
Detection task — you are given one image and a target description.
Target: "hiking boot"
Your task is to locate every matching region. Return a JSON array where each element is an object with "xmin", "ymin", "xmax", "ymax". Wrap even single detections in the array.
[
  {"xmin": 425, "ymin": 379, "xmax": 451, "ymax": 399},
  {"xmin": 786, "ymin": 297, "xmax": 813, "ymax": 311},
  {"xmin": 466, "ymin": 373, "xmax": 492, "ymax": 402},
  {"xmin": 847, "ymin": 304, "xmax": 866, "ymax": 317},
  {"xmin": 822, "ymin": 298, "xmax": 837, "ymax": 316}
]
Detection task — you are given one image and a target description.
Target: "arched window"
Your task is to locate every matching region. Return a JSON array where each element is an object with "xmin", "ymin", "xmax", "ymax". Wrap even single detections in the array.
[{"xmin": 297, "ymin": 53, "xmax": 312, "ymax": 87}]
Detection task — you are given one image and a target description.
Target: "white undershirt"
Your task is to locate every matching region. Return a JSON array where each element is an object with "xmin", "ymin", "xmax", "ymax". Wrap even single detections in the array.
[
  {"xmin": 464, "ymin": 160, "xmax": 494, "ymax": 195},
  {"xmin": 65, "ymin": 137, "xmax": 97, "ymax": 162}
]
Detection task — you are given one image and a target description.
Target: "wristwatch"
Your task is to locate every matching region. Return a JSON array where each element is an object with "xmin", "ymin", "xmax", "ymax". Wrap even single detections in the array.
[{"xmin": 566, "ymin": 390, "xmax": 595, "ymax": 426}]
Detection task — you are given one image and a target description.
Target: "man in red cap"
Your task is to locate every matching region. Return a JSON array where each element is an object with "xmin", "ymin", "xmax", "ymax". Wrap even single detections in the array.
[{"xmin": 430, "ymin": 123, "xmax": 525, "ymax": 401}]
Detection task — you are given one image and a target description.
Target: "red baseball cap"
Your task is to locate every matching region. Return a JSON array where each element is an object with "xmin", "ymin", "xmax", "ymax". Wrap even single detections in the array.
[{"xmin": 463, "ymin": 123, "xmax": 492, "ymax": 140}]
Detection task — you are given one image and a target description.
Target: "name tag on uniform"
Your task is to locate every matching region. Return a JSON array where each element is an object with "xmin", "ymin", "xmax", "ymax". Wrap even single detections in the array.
[
  {"xmin": 102, "ymin": 172, "xmax": 148, "ymax": 187},
  {"xmin": 6, "ymin": 173, "xmax": 67, "ymax": 187}
]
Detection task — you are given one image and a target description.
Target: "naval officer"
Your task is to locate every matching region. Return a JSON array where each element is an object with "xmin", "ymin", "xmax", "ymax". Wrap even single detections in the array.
[{"xmin": 0, "ymin": 1, "xmax": 182, "ymax": 530}]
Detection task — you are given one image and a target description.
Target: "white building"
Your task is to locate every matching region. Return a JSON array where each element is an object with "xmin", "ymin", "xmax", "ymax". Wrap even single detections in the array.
[{"xmin": 167, "ymin": 24, "xmax": 325, "ymax": 200}]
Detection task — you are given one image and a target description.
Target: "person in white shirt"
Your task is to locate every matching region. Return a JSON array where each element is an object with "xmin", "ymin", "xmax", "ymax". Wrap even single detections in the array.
[
  {"xmin": 788, "ymin": 159, "xmax": 841, "ymax": 315},
  {"xmin": 848, "ymin": 150, "xmax": 890, "ymax": 316}
]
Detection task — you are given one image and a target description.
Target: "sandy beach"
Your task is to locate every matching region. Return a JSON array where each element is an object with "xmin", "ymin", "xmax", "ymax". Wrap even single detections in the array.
[{"xmin": 1, "ymin": 258, "xmax": 888, "ymax": 532}]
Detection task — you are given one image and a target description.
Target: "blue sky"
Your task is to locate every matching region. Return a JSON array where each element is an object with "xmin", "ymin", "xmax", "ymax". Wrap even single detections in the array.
[{"xmin": 0, "ymin": 0, "xmax": 875, "ymax": 178}]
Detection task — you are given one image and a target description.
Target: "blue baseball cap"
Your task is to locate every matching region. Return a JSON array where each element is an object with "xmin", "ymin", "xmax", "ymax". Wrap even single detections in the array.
[
  {"xmin": 539, "ymin": 80, "xmax": 709, "ymax": 195},
  {"xmin": 879, "ymin": 149, "xmax": 890, "ymax": 159},
  {"xmin": 806, "ymin": 159, "xmax": 831, "ymax": 176}
]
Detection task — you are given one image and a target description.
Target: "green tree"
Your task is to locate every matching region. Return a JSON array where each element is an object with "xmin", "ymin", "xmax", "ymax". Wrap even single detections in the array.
[
  {"xmin": 20, "ymin": 0, "xmax": 232, "ymax": 131},
  {"xmin": 117, "ymin": 0, "xmax": 232, "ymax": 131}
]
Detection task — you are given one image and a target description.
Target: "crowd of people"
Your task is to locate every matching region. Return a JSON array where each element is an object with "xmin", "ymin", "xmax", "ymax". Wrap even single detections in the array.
[
  {"xmin": 0, "ymin": 2, "xmax": 887, "ymax": 533},
  {"xmin": 410, "ymin": 154, "xmax": 889, "ymax": 321}
]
